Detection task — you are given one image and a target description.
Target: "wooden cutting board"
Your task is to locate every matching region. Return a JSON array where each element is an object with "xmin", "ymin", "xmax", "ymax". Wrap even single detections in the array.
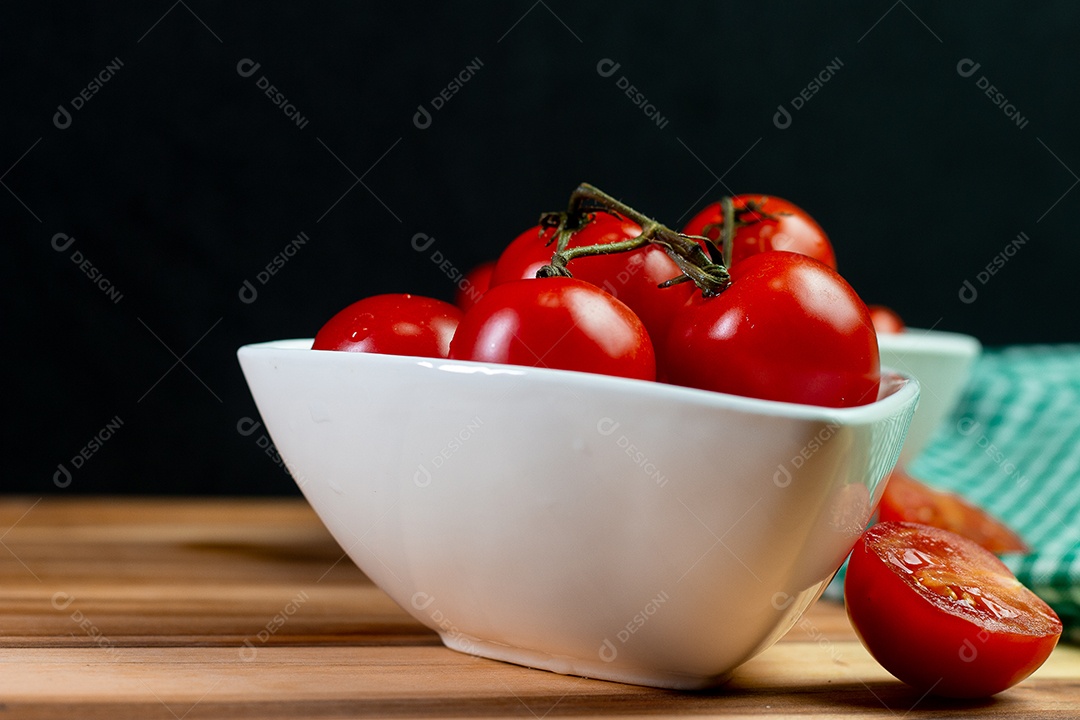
[{"xmin": 0, "ymin": 496, "xmax": 1077, "ymax": 718}]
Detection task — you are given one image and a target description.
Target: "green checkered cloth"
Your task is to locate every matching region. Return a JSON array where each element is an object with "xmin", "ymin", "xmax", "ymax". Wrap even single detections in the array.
[{"xmin": 828, "ymin": 345, "xmax": 1080, "ymax": 640}]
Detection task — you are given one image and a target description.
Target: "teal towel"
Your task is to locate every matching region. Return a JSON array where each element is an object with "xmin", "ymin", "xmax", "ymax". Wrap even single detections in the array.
[{"xmin": 829, "ymin": 345, "xmax": 1080, "ymax": 639}]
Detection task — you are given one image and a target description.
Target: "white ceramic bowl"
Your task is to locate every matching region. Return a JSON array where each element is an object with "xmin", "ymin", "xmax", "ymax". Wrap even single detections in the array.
[
  {"xmin": 877, "ymin": 329, "xmax": 981, "ymax": 467},
  {"xmin": 238, "ymin": 340, "xmax": 919, "ymax": 689}
]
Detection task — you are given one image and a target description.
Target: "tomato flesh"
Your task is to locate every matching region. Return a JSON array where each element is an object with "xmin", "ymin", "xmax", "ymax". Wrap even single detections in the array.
[
  {"xmin": 312, "ymin": 294, "xmax": 462, "ymax": 358},
  {"xmin": 879, "ymin": 468, "xmax": 1029, "ymax": 554},
  {"xmin": 449, "ymin": 277, "xmax": 655, "ymax": 382},
  {"xmin": 846, "ymin": 521, "xmax": 1061, "ymax": 698}
]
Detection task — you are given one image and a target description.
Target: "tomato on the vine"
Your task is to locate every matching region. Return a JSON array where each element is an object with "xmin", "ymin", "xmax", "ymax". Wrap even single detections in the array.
[
  {"xmin": 878, "ymin": 467, "xmax": 1028, "ymax": 554},
  {"xmin": 845, "ymin": 521, "xmax": 1061, "ymax": 698},
  {"xmin": 661, "ymin": 252, "xmax": 879, "ymax": 407},
  {"xmin": 312, "ymin": 294, "xmax": 462, "ymax": 358},
  {"xmin": 490, "ymin": 214, "xmax": 697, "ymax": 345},
  {"xmin": 449, "ymin": 277, "xmax": 655, "ymax": 381},
  {"xmin": 869, "ymin": 304, "xmax": 905, "ymax": 334},
  {"xmin": 683, "ymin": 194, "xmax": 836, "ymax": 269},
  {"xmin": 455, "ymin": 260, "xmax": 496, "ymax": 312}
]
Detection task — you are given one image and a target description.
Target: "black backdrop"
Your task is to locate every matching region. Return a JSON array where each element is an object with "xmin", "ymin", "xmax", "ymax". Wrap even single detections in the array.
[{"xmin": 5, "ymin": 2, "xmax": 1078, "ymax": 495}]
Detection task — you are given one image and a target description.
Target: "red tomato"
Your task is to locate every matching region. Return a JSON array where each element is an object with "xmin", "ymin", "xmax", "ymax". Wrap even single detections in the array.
[
  {"xmin": 312, "ymin": 294, "xmax": 462, "ymax": 358},
  {"xmin": 878, "ymin": 468, "xmax": 1029, "ymax": 554},
  {"xmin": 682, "ymin": 195, "xmax": 837, "ymax": 269},
  {"xmin": 449, "ymin": 277, "xmax": 655, "ymax": 381},
  {"xmin": 869, "ymin": 304, "xmax": 906, "ymax": 334},
  {"xmin": 845, "ymin": 521, "xmax": 1061, "ymax": 698},
  {"xmin": 490, "ymin": 214, "xmax": 696, "ymax": 345},
  {"xmin": 455, "ymin": 261, "xmax": 496, "ymax": 312},
  {"xmin": 661, "ymin": 252, "xmax": 879, "ymax": 407}
]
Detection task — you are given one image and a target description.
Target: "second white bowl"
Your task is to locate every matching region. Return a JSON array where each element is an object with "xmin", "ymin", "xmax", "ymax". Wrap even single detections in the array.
[{"xmin": 878, "ymin": 329, "xmax": 981, "ymax": 466}]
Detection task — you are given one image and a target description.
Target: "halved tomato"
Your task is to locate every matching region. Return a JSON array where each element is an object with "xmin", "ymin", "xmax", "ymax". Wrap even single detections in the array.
[
  {"xmin": 845, "ymin": 521, "xmax": 1061, "ymax": 698},
  {"xmin": 878, "ymin": 468, "xmax": 1029, "ymax": 554}
]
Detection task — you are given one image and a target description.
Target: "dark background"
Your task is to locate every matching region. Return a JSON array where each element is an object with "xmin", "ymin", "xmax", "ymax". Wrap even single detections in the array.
[{"xmin": 5, "ymin": 2, "xmax": 1078, "ymax": 495}]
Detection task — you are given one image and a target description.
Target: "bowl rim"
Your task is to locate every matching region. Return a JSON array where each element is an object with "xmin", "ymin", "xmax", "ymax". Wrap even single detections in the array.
[{"xmin": 238, "ymin": 338, "xmax": 920, "ymax": 424}]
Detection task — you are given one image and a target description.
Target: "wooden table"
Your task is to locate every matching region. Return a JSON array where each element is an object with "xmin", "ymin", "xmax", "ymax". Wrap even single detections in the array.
[{"xmin": 1, "ymin": 497, "xmax": 1076, "ymax": 718}]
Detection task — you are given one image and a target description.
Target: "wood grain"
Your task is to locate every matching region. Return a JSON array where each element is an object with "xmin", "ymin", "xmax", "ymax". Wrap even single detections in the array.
[{"xmin": 0, "ymin": 496, "xmax": 1076, "ymax": 719}]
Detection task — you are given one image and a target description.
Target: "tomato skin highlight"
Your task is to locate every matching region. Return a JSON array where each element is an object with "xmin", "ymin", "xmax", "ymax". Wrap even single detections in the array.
[
  {"xmin": 845, "ymin": 522, "xmax": 1062, "ymax": 698},
  {"xmin": 490, "ymin": 214, "xmax": 696, "ymax": 346},
  {"xmin": 879, "ymin": 468, "xmax": 1029, "ymax": 554},
  {"xmin": 312, "ymin": 294, "xmax": 462, "ymax": 358},
  {"xmin": 661, "ymin": 252, "xmax": 880, "ymax": 407},
  {"xmin": 455, "ymin": 261, "xmax": 496, "ymax": 312},
  {"xmin": 682, "ymin": 195, "xmax": 837, "ymax": 269},
  {"xmin": 449, "ymin": 277, "xmax": 655, "ymax": 382}
]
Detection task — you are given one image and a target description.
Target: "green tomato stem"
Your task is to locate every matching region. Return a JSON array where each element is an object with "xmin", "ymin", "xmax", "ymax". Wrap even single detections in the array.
[
  {"xmin": 537, "ymin": 183, "xmax": 732, "ymax": 295},
  {"xmin": 720, "ymin": 196, "xmax": 735, "ymax": 270}
]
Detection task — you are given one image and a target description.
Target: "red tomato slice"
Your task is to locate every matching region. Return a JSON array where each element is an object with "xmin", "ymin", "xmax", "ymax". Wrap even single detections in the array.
[
  {"xmin": 845, "ymin": 521, "xmax": 1061, "ymax": 698},
  {"xmin": 879, "ymin": 468, "xmax": 1029, "ymax": 554}
]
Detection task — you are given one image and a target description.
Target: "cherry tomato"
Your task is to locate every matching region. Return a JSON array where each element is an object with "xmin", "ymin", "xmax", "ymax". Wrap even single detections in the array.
[
  {"xmin": 869, "ymin": 304, "xmax": 906, "ymax": 334},
  {"xmin": 845, "ymin": 521, "xmax": 1061, "ymax": 698},
  {"xmin": 878, "ymin": 468, "xmax": 1029, "ymax": 554},
  {"xmin": 455, "ymin": 261, "xmax": 496, "ymax": 312},
  {"xmin": 490, "ymin": 214, "xmax": 696, "ymax": 345},
  {"xmin": 449, "ymin": 277, "xmax": 655, "ymax": 381},
  {"xmin": 661, "ymin": 252, "xmax": 879, "ymax": 407},
  {"xmin": 682, "ymin": 195, "xmax": 837, "ymax": 269},
  {"xmin": 312, "ymin": 294, "xmax": 462, "ymax": 358}
]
